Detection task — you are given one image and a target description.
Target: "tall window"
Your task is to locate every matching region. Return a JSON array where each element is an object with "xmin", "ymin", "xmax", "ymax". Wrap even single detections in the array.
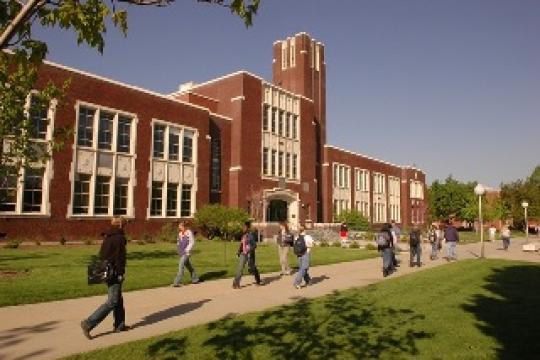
[
  {"xmin": 278, "ymin": 151, "xmax": 284, "ymax": 177},
  {"xmin": 292, "ymin": 115, "xmax": 298, "ymax": 139},
  {"xmin": 263, "ymin": 147, "xmax": 269, "ymax": 175},
  {"xmin": 22, "ymin": 168, "xmax": 44, "ymax": 212},
  {"xmin": 167, "ymin": 183, "xmax": 178, "ymax": 217},
  {"xmin": 153, "ymin": 124, "xmax": 165, "ymax": 158},
  {"xmin": 183, "ymin": 130, "xmax": 194, "ymax": 162},
  {"xmin": 278, "ymin": 111, "xmax": 284, "ymax": 136},
  {"xmin": 285, "ymin": 153, "xmax": 291, "ymax": 178},
  {"xmin": 71, "ymin": 103, "xmax": 135, "ymax": 217},
  {"xmin": 181, "ymin": 185, "xmax": 192, "ymax": 217},
  {"xmin": 292, "ymin": 154, "xmax": 298, "ymax": 179},
  {"xmin": 77, "ymin": 107, "xmax": 95, "ymax": 147},
  {"xmin": 263, "ymin": 105, "xmax": 269, "ymax": 131},
  {"xmin": 150, "ymin": 182, "xmax": 163, "ymax": 216},
  {"xmin": 272, "ymin": 150, "xmax": 277, "ymax": 176},
  {"xmin": 29, "ymin": 97, "xmax": 49, "ymax": 139},
  {"xmin": 169, "ymin": 129, "xmax": 180, "ymax": 161},
  {"xmin": 271, "ymin": 108, "xmax": 277, "ymax": 133},
  {"xmin": 211, "ymin": 136, "xmax": 221, "ymax": 192},
  {"xmin": 0, "ymin": 168, "xmax": 18, "ymax": 212}
]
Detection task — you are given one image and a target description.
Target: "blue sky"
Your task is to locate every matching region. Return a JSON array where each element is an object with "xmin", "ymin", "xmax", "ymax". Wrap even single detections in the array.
[{"xmin": 34, "ymin": 0, "xmax": 540, "ymax": 187}]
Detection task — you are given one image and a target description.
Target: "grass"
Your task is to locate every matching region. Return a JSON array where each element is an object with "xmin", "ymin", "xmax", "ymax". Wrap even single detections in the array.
[
  {"xmin": 0, "ymin": 241, "xmax": 377, "ymax": 307},
  {"xmin": 457, "ymin": 230, "xmax": 528, "ymax": 244},
  {"xmin": 66, "ymin": 259, "xmax": 540, "ymax": 360}
]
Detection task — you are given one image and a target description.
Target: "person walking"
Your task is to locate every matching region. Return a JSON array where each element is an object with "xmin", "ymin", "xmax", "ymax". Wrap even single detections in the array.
[
  {"xmin": 409, "ymin": 225, "xmax": 422, "ymax": 267},
  {"xmin": 488, "ymin": 225, "xmax": 496, "ymax": 242},
  {"xmin": 390, "ymin": 221, "xmax": 401, "ymax": 268},
  {"xmin": 428, "ymin": 224, "xmax": 439, "ymax": 260},
  {"xmin": 501, "ymin": 225, "xmax": 511, "ymax": 251},
  {"xmin": 232, "ymin": 221, "xmax": 261, "ymax": 289},
  {"xmin": 81, "ymin": 217, "xmax": 128, "ymax": 339},
  {"xmin": 277, "ymin": 222, "xmax": 293, "ymax": 275},
  {"xmin": 443, "ymin": 220, "xmax": 459, "ymax": 261},
  {"xmin": 172, "ymin": 221, "xmax": 200, "ymax": 287},
  {"xmin": 377, "ymin": 223, "xmax": 395, "ymax": 277},
  {"xmin": 293, "ymin": 225, "xmax": 314, "ymax": 289}
]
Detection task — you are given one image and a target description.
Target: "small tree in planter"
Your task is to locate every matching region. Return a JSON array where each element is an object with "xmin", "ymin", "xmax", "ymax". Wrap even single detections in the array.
[{"xmin": 337, "ymin": 210, "xmax": 370, "ymax": 231}]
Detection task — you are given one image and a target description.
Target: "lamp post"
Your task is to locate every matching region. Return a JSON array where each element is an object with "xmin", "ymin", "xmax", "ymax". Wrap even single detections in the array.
[
  {"xmin": 522, "ymin": 200, "xmax": 529, "ymax": 243},
  {"xmin": 474, "ymin": 184, "xmax": 486, "ymax": 258}
]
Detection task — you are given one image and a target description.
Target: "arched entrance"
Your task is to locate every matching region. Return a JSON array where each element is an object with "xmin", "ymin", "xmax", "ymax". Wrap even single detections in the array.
[
  {"xmin": 266, "ymin": 199, "xmax": 288, "ymax": 222},
  {"xmin": 263, "ymin": 188, "xmax": 300, "ymax": 229}
]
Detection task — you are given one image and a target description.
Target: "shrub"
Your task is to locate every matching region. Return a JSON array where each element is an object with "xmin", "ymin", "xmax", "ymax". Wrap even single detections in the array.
[
  {"xmin": 154, "ymin": 222, "xmax": 176, "ymax": 243},
  {"xmin": 34, "ymin": 240, "xmax": 41, "ymax": 246},
  {"xmin": 319, "ymin": 240, "xmax": 329, "ymax": 247},
  {"xmin": 332, "ymin": 241, "xmax": 342, "ymax": 247},
  {"xmin": 195, "ymin": 204, "xmax": 249, "ymax": 240},
  {"xmin": 137, "ymin": 240, "xmax": 146, "ymax": 245},
  {"xmin": 83, "ymin": 238, "xmax": 95, "ymax": 245},
  {"xmin": 4, "ymin": 239, "xmax": 21, "ymax": 249},
  {"xmin": 349, "ymin": 242, "xmax": 360, "ymax": 249},
  {"xmin": 366, "ymin": 243, "xmax": 378, "ymax": 251},
  {"xmin": 337, "ymin": 210, "xmax": 370, "ymax": 231},
  {"xmin": 59, "ymin": 236, "xmax": 67, "ymax": 245},
  {"xmin": 142, "ymin": 233, "xmax": 153, "ymax": 243}
]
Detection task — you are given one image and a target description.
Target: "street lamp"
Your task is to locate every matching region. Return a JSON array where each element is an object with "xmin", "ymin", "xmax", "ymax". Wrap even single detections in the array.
[
  {"xmin": 474, "ymin": 184, "xmax": 486, "ymax": 258},
  {"xmin": 522, "ymin": 200, "xmax": 529, "ymax": 243}
]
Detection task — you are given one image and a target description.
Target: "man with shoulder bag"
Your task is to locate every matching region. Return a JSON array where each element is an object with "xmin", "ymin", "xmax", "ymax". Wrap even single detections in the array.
[{"xmin": 81, "ymin": 217, "xmax": 128, "ymax": 339}]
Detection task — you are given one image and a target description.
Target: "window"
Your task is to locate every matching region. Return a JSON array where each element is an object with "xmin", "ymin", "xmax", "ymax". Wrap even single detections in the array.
[
  {"xmin": 169, "ymin": 129, "xmax": 180, "ymax": 161},
  {"xmin": 271, "ymin": 108, "xmax": 277, "ymax": 133},
  {"xmin": 292, "ymin": 115, "xmax": 297, "ymax": 139},
  {"xmin": 98, "ymin": 112, "xmax": 114, "ymax": 150},
  {"xmin": 181, "ymin": 185, "xmax": 192, "ymax": 217},
  {"xmin": 281, "ymin": 41, "xmax": 288, "ymax": 69},
  {"xmin": 262, "ymin": 147, "xmax": 269, "ymax": 175},
  {"xmin": 29, "ymin": 97, "xmax": 49, "ymax": 139},
  {"xmin": 167, "ymin": 183, "xmax": 178, "ymax": 217},
  {"xmin": 183, "ymin": 130, "xmax": 194, "ymax": 162},
  {"xmin": 272, "ymin": 150, "xmax": 277, "ymax": 176},
  {"xmin": 211, "ymin": 136, "xmax": 221, "ymax": 192},
  {"xmin": 333, "ymin": 164, "xmax": 338, "ymax": 187},
  {"xmin": 286, "ymin": 153, "xmax": 291, "ymax": 178},
  {"xmin": 278, "ymin": 151, "xmax": 284, "ymax": 177},
  {"xmin": 151, "ymin": 182, "xmax": 163, "ymax": 216},
  {"xmin": 22, "ymin": 168, "xmax": 44, "ymax": 212},
  {"xmin": 94, "ymin": 176, "xmax": 110, "ymax": 214},
  {"xmin": 263, "ymin": 105, "xmax": 269, "ymax": 131},
  {"xmin": 290, "ymin": 38, "xmax": 296, "ymax": 67},
  {"xmin": 153, "ymin": 124, "xmax": 165, "ymax": 158},
  {"xmin": 114, "ymin": 179, "xmax": 129, "ymax": 215},
  {"xmin": 77, "ymin": 107, "xmax": 95, "ymax": 147},
  {"xmin": 292, "ymin": 154, "xmax": 298, "ymax": 179},
  {"xmin": 73, "ymin": 174, "xmax": 91, "ymax": 215},
  {"xmin": 278, "ymin": 111, "xmax": 284, "ymax": 136},
  {"xmin": 72, "ymin": 104, "xmax": 135, "ymax": 217},
  {"xmin": 0, "ymin": 168, "xmax": 18, "ymax": 212},
  {"xmin": 117, "ymin": 116, "xmax": 131, "ymax": 153},
  {"xmin": 285, "ymin": 113, "xmax": 291, "ymax": 138}
]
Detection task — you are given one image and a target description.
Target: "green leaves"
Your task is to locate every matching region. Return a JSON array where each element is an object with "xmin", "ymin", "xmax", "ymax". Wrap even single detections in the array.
[
  {"xmin": 336, "ymin": 210, "xmax": 370, "ymax": 231},
  {"xmin": 197, "ymin": 0, "xmax": 260, "ymax": 27}
]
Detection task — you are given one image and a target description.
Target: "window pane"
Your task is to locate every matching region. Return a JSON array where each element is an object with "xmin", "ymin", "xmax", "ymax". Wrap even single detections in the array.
[
  {"xmin": 77, "ymin": 107, "xmax": 95, "ymax": 147},
  {"xmin": 292, "ymin": 154, "xmax": 297, "ymax": 179},
  {"xmin": 292, "ymin": 115, "xmax": 298, "ymax": 139},
  {"xmin": 73, "ymin": 173, "xmax": 91, "ymax": 214},
  {"xmin": 169, "ymin": 130, "xmax": 180, "ymax": 161},
  {"xmin": 167, "ymin": 183, "xmax": 178, "ymax": 216},
  {"xmin": 151, "ymin": 181, "xmax": 163, "ymax": 216},
  {"xmin": 114, "ymin": 178, "xmax": 129, "ymax": 215},
  {"xmin": 211, "ymin": 137, "xmax": 221, "ymax": 192},
  {"xmin": 262, "ymin": 105, "xmax": 269, "ymax": 131},
  {"xmin": 98, "ymin": 112, "xmax": 114, "ymax": 150},
  {"xmin": 183, "ymin": 130, "xmax": 193, "ymax": 162},
  {"xmin": 29, "ymin": 96, "xmax": 49, "ymax": 140},
  {"xmin": 278, "ymin": 151, "xmax": 284, "ymax": 177},
  {"xmin": 23, "ymin": 168, "xmax": 44, "ymax": 212},
  {"xmin": 278, "ymin": 111, "xmax": 284, "ymax": 136},
  {"xmin": 181, "ymin": 184, "xmax": 192, "ymax": 217},
  {"xmin": 285, "ymin": 153, "xmax": 291, "ymax": 178},
  {"xmin": 272, "ymin": 150, "xmax": 277, "ymax": 176},
  {"xmin": 117, "ymin": 116, "xmax": 131, "ymax": 153},
  {"xmin": 94, "ymin": 176, "xmax": 110, "ymax": 214},
  {"xmin": 271, "ymin": 108, "xmax": 277, "ymax": 133},
  {"xmin": 153, "ymin": 124, "xmax": 165, "ymax": 158},
  {"xmin": 262, "ymin": 148, "xmax": 269, "ymax": 176},
  {"xmin": 0, "ymin": 168, "xmax": 18, "ymax": 212}
]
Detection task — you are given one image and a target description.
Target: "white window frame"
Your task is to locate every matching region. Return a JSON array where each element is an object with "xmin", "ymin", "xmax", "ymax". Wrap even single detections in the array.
[{"xmin": 68, "ymin": 101, "xmax": 137, "ymax": 218}]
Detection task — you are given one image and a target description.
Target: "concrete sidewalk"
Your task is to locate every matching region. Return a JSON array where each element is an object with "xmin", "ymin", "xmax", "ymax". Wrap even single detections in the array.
[{"xmin": 0, "ymin": 239, "xmax": 538, "ymax": 360}]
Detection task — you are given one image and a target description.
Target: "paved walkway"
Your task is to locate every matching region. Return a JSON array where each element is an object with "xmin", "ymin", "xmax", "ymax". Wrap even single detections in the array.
[{"xmin": 0, "ymin": 239, "xmax": 539, "ymax": 360}]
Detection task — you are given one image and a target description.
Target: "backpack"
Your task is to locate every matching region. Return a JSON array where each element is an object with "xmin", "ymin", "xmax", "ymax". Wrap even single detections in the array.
[
  {"xmin": 376, "ymin": 232, "xmax": 390, "ymax": 247},
  {"xmin": 410, "ymin": 231, "xmax": 420, "ymax": 246},
  {"xmin": 248, "ymin": 232, "xmax": 257, "ymax": 250},
  {"xmin": 293, "ymin": 235, "xmax": 307, "ymax": 256}
]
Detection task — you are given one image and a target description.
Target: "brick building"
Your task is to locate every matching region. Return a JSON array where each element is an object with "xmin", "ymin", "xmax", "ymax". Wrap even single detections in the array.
[{"xmin": 0, "ymin": 33, "xmax": 427, "ymax": 240}]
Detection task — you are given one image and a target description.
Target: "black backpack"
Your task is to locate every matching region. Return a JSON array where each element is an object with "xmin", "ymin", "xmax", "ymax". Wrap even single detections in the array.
[
  {"xmin": 410, "ymin": 231, "xmax": 420, "ymax": 246},
  {"xmin": 293, "ymin": 235, "xmax": 307, "ymax": 256}
]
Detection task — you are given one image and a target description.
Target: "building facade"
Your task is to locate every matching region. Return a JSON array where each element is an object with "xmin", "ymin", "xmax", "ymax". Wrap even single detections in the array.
[{"xmin": 0, "ymin": 33, "xmax": 426, "ymax": 240}]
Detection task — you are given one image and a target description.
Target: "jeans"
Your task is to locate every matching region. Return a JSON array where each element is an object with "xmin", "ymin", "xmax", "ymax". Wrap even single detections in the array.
[
  {"xmin": 294, "ymin": 253, "xmax": 311, "ymax": 286},
  {"xmin": 173, "ymin": 254, "xmax": 199, "ymax": 286},
  {"xmin": 233, "ymin": 252, "xmax": 260, "ymax": 286},
  {"xmin": 431, "ymin": 240, "xmax": 439, "ymax": 259},
  {"xmin": 446, "ymin": 241, "xmax": 457, "ymax": 260},
  {"xmin": 502, "ymin": 237, "xmax": 510, "ymax": 250},
  {"xmin": 86, "ymin": 280, "xmax": 125, "ymax": 330},
  {"xmin": 278, "ymin": 245, "xmax": 291, "ymax": 274},
  {"xmin": 382, "ymin": 247, "xmax": 393, "ymax": 272},
  {"xmin": 410, "ymin": 244, "xmax": 421, "ymax": 265}
]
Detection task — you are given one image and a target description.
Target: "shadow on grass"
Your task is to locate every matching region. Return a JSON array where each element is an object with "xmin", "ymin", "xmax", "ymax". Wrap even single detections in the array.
[
  {"xmin": 134, "ymin": 299, "xmax": 211, "ymax": 328},
  {"xmin": 463, "ymin": 264, "xmax": 540, "ymax": 360},
  {"xmin": 127, "ymin": 250, "xmax": 177, "ymax": 261},
  {"xmin": 147, "ymin": 337, "xmax": 188, "ymax": 359},
  {"xmin": 200, "ymin": 270, "xmax": 227, "ymax": 282},
  {"xmin": 143, "ymin": 290, "xmax": 432, "ymax": 359}
]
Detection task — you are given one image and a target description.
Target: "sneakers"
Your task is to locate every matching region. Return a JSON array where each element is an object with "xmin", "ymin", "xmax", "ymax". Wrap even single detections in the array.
[
  {"xmin": 232, "ymin": 283, "xmax": 240, "ymax": 289},
  {"xmin": 294, "ymin": 284, "xmax": 301, "ymax": 289},
  {"xmin": 80, "ymin": 320, "xmax": 92, "ymax": 340},
  {"xmin": 114, "ymin": 325, "xmax": 131, "ymax": 333}
]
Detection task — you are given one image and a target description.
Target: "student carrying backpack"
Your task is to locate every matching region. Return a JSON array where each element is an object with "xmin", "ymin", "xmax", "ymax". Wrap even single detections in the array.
[
  {"xmin": 293, "ymin": 234, "xmax": 307, "ymax": 256},
  {"xmin": 409, "ymin": 226, "xmax": 422, "ymax": 267},
  {"xmin": 293, "ymin": 226, "xmax": 313, "ymax": 289}
]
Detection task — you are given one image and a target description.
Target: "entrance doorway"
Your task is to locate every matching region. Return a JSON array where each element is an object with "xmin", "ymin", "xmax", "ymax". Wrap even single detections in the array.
[{"xmin": 266, "ymin": 199, "xmax": 288, "ymax": 222}]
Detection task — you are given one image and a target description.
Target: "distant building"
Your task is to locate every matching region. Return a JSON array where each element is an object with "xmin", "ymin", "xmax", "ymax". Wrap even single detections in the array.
[{"xmin": 0, "ymin": 33, "xmax": 427, "ymax": 240}]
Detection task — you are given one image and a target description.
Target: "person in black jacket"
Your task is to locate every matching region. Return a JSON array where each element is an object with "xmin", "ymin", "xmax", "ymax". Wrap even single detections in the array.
[
  {"xmin": 81, "ymin": 217, "xmax": 128, "ymax": 339},
  {"xmin": 378, "ymin": 223, "xmax": 395, "ymax": 277}
]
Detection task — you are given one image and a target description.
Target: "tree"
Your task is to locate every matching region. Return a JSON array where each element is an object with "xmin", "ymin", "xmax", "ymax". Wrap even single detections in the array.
[
  {"xmin": 428, "ymin": 176, "xmax": 477, "ymax": 223},
  {"xmin": 194, "ymin": 204, "xmax": 249, "ymax": 240},
  {"xmin": 0, "ymin": 0, "xmax": 260, "ymax": 176},
  {"xmin": 500, "ymin": 165, "xmax": 540, "ymax": 230},
  {"xmin": 336, "ymin": 210, "xmax": 370, "ymax": 231}
]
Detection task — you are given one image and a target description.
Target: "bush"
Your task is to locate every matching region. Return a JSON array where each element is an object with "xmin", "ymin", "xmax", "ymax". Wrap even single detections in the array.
[
  {"xmin": 4, "ymin": 239, "xmax": 21, "ymax": 249},
  {"xmin": 137, "ymin": 240, "xmax": 146, "ymax": 245},
  {"xmin": 195, "ymin": 204, "xmax": 249, "ymax": 240},
  {"xmin": 59, "ymin": 236, "xmax": 67, "ymax": 245},
  {"xmin": 154, "ymin": 222, "xmax": 176, "ymax": 243},
  {"xmin": 142, "ymin": 233, "xmax": 153, "ymax": 243},
  {"xmin": 332, "ymin": 241, "xmax": 342, "ymax": 247},
  {"xmin": 349, "ymin": 242, "xmax": 360, "ymax": 249},
  {"xmin": 83, "ymin": 238, "xmax": 95, "ymax": 245},
  {"xmin": 365, "ymin": 243, "xmax": 378, "ymax": 251},
  {"xmin": 319, "ymin": 240, "xmax": 329, "ymax": 247},
  {"xmin": 337, "ymin": 210, "xmax": 370, "ymax": 231}
]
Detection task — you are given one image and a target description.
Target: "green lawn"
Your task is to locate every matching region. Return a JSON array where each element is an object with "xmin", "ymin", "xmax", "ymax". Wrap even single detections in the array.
[
  {"xmin": 0, "ymin": 241, "xmax": 377, "ymax": 307},
  {"xmin": 66, "ymin": 259, "xmax": 540, "ymax": 360}
]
